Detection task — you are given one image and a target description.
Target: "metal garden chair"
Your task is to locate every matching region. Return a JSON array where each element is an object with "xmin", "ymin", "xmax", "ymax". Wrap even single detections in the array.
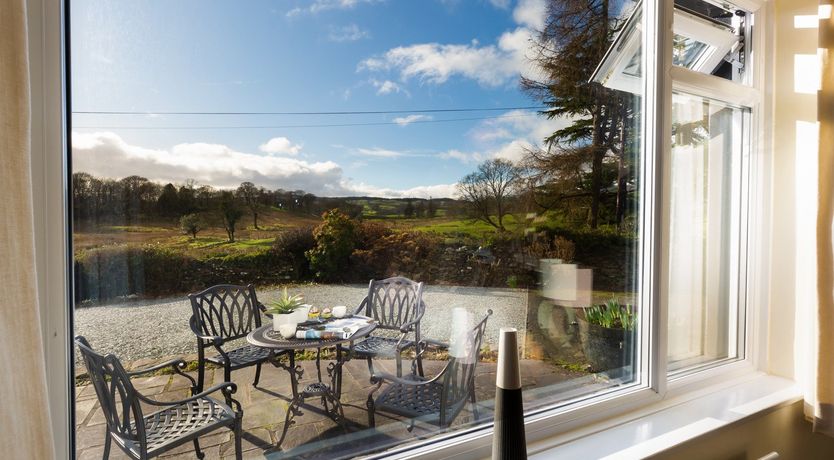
[
  {"xmin": 189, "ymin": 284, "xmax": 284, "ymax": 392},
  {"xmin": 75, "ymin": 336, "xmax": 242, "ymax": 460},
  {"xmin": 346, "ymin": 277, "xmax": 427, "ymax": 378},
  {"xmin": 365, "ymin": 310, "xmax": 492, "ymax": 430}
]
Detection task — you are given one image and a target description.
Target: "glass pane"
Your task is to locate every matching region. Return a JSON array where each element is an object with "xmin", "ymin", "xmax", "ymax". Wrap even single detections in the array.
[
  {"xmin": 668, "ymin": 93, "xmax": 748, "ymax": 372},
  {"xmin": 70, "ymin": 0, "xmax": 646, "ymax": 457},
  {"xmin": 672, "ymin": 0, "xmax": 748, "ymax": 83}
]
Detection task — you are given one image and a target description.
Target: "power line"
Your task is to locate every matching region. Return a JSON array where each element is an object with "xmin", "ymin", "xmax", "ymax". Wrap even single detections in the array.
[
  {"xmin": 71, "ymin": 105, "xmax": 547, "ymax": 116},
  {"xmin": 72, "ymin": 113, "xmax": 541, "ymax": 130}
]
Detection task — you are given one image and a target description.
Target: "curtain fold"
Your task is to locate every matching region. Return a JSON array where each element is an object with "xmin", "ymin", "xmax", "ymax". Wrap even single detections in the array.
[
  {"xmin": 0, "ymin": 0, "xmax": 56, "ymax": 457},
  {"xmin": 816, "ymin": 0, "xmax": 834, "ymax": 437}
]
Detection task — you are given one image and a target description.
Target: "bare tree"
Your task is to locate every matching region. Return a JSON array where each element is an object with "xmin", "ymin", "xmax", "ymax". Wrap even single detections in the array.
[
  {"xmin": 236, "ymin": 181, "xmax": 262, "ymax": 229},
  {"xmin": 457, "ymin": 159, "xmax": 522, "ymax": 231},
  {"xmin": 219, "ymin": 192, "xmax": 244, "ymax": 242}
]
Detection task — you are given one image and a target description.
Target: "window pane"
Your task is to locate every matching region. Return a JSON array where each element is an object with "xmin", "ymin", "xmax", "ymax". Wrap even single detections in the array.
[
  {"xmin": 70, "ymin": 1, "xmax": 646, "ymax": 457},
  {"xmin": 672, "ymin": 0, "xmax": 748, "ymax": 83},
  {"xmin": 668, "ymin": 93, "xmax": 748, "ymax": 372}
]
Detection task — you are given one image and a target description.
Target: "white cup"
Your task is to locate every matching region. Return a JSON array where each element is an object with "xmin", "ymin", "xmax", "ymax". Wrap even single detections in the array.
[
  {"xmin": 278, "ymin": 323, "xmax": 297, "ymax": 339},
  {"xmin": 332, "ymin": 305, "xmax": 347, "ymax": 318}
]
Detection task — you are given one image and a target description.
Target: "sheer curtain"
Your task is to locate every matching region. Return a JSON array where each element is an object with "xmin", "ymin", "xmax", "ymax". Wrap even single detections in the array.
[
  {"xmin": 816, "ymin": 0, "xmax": 834, "ymax": 437},
  {"xmin": 0, "ymin": 0, "xmax": 56, "ymax": 457}
]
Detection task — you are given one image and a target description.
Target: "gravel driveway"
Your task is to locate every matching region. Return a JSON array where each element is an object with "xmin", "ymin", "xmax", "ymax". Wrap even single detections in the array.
[{"xmin": 74, "ymin": 285, "xmax": 529, "ymax": 364}]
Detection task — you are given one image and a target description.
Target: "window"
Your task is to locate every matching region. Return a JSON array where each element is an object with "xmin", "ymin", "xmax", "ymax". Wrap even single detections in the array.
[{"xmin": 64, "ymin": 0, "xmax": 764, "ymax": 458}]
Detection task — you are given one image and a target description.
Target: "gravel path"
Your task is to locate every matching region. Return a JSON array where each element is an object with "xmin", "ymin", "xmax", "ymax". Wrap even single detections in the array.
[{"xmin": 74, "ymin": 285, "xmax": 529, "ymax": 364}]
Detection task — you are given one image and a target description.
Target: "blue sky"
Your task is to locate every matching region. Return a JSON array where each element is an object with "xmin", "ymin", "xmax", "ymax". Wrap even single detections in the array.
[{"xmin": 70, "ymin": 0, "xmax": 570, "ymax": 198}]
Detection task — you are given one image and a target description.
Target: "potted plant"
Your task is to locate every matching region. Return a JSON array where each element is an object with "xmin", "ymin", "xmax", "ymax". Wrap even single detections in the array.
[
  {"xmin": 578, "ymin": 298, "xmax": 636, "ymax": 378},
  {"xmin": 266, "ymin": 287, "xmax": 304, "ymax": 331}
]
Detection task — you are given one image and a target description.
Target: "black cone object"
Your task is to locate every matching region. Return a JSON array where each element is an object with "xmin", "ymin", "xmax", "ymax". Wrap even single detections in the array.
[{"xmin": 492, "ymin": 327, "xmax": 527, "ymax": 460}]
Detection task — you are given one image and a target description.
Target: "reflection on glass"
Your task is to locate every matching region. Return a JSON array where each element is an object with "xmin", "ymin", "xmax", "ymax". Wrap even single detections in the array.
[
  {"xmin": 668, "ymin": 93, "xmax": 748, "ymax": 372},
  {"xmin": 672, "ymin": 35, "xmax": 712, "ymax": 69}
]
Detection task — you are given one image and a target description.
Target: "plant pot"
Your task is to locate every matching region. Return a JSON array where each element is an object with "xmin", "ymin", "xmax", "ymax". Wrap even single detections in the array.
[
  {"xmin": 577, "ymin": 318, "xmax": 634, "ymax": 379},
  {"xmin": 272, "ymin": 313, "xmax": 297, "ymax": 332}
]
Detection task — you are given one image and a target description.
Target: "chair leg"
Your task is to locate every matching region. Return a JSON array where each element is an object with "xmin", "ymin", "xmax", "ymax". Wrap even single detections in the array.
[
  {"xmin": 469, "ymin": 391, "xmax": 479, "ymax": 420},
  {"xmin": 193, "ymin": 438, "xmax": 205, "ymax": 459},
  {"xmin": 253, "ymin": 362, "xmax": 262, "ymax": 387},
  {"xmin": 366, "ymin": 394, "xmax": 376, "ymax": 428},
  {"xmin": 396, "ymin": 355, "xmax": 403, "ymax": 377},
  {"xmin": 233, "ymin": 417, "xmax": 243, "ymax": 460},
  {"xmin": 224, "ymin": 362, "xmax": 232, "ymax": 384},
  {"xmin": 196, "ymin": 348, "xmax": 206, "ymax": 394},
  {"xmin": 102, "ymin": 432, "xmax": 111, "ymax": 460},
  {"xmin": 366, "ymin": 356, "xmax": 375, "ymax": 378},
  {"xmin": 416, "ymin": 354, "xmax": 424, "ymax": 377}
]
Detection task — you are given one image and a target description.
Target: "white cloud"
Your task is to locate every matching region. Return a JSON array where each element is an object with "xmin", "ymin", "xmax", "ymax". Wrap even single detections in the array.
[
  {"xmin": 71, "ymin": 131, "xmax": 456, "ymax": 197},
  {"xmin": 513, "ymin": 0, "xmax": 546, "ymax": 30},
  {"xmin": 358, "ymin": 0, "xmax": 545, "ymax": 87},
  {"xmin": 328, "ymin": 24, "xmax": 370, "ymax": 42},
  {"xmin": 488, "ymin": 0, "xmax": 511, "ymax": 9},
  {"xmin": 259, "ymin": 136, "xmax": 303, "ymax": 156},
  {"xmin": 359, "ymin": 39, "xmax": 527, "ymax": 87},
  {"xmin": 393, "ymin": 114, "xmax": 432, "ymax": 126},
  {"xmin": 287, "ymin": 0, "xmax": 381, "ymax": 17},
  {"xmin": 354, "ymin": 147, "xmax": 407, "ymax": 158},
  {"xmin": 438, "ymin": 110, "xmax": 574, "ymax": 164},
  {"xmin": 370, "ymin": 79, "xmax": 407, "ymax": 95},
  {"xmin": 344, "ymin": 181, "xmax": 459, "ymax": 199}
]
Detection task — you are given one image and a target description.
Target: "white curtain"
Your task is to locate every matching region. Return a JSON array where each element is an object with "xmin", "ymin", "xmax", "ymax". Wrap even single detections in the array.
[
  {"xmin": 0, "ymin": 0, "xmax": 56, "ymax": 457},
  {"xmin": 815, "ymin": 0, "xmax": 834, "ymax": 437}
]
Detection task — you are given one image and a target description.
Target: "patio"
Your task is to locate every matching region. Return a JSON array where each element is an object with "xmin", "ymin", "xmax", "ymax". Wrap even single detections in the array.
[{"xmin": 74, "ymin": 357, "xmax": 578, "ymax": 459}]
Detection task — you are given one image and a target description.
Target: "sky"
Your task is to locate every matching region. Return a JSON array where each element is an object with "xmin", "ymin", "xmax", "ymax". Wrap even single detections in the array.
[{"xmin": 70, "ymin": 0, "xmax": 573, "ymax": 198}]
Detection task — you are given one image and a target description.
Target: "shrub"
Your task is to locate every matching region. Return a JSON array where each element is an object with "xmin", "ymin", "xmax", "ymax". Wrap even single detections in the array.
[
  {"xmin": 584, "ymin": 298, "xmax": 636, "ymax": 330},
  {"xmin": 179, "ymin": 213, "xmax": 203, "ymax": 239},
  {"xmin": 351, "ymin": 230, "xmax": 443, "ymax": 282},
  {"xmin": 272, "ymin": 227, "xmax": 315, "ymax": 280},
  {"xmin": 306, "ymin": 209, "xmax": 358, "ymax": 281}
]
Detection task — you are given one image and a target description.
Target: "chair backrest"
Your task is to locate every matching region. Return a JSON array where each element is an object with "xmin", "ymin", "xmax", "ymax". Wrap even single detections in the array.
[
  {"xmin": 75, "ymin": 336, "xmax": 146, "ymax": 451},
  {"xmin": 439, "ymin": 309, "xmax": 492, "ymax": 426},
  {"xmin": 361, "ymin": 277, "xmax": 425, "ymax": 332},
  {"xmin": 189, "ymin": 284, "xmax": 263, "ymax": 342}
]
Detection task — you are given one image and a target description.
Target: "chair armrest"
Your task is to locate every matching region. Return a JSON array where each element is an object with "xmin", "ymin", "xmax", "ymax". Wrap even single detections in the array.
[
  {"xmin": 420, "ymin": 338, "xmax": 449, "ymax": 350},
  {"xmin": 136, "ymin": 382, "xmax": 239, "ymax": 407},
  {"xmin": 398, "ymin": 300, "xmax": 427, "ymax": 333},
  {"xmin": 257, "ymin": 301, "xmax": 267, "ymax": 314},
  {"xmin": 127, "ymin": 358, "xmax": 188, "ymax": 375},
  {"xmin": 189, "ymin": 316, "xmax": 224, "ymax": 346},
  {"xmin": 370, "ymin": 368, "xmax": 446, "ymax": 386},
  {"xmin": 353, "ymin": 297, "xmax": 369, "ymax": 316}
]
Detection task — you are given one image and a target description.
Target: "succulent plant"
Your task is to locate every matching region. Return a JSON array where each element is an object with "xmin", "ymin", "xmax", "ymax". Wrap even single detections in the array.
[{"xmin": 266, "ymin": 287, "xmax": 304, "ymax": 315}]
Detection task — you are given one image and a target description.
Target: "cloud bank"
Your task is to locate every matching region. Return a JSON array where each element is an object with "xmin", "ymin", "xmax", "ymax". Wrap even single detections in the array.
[{"xmin": 72, "ymin": 131, "xmax": 456, "ymax": 198}]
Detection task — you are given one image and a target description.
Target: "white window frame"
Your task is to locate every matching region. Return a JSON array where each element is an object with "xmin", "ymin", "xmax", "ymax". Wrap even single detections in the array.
[{"xmin": 27, "ymin": 0, "xmax": 772, "ymax": 457}]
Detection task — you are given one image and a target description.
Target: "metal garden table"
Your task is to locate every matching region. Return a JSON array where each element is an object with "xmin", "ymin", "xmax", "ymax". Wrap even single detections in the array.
[{"xmin": 246, "ymin": 318, "xmax": 376, "ymax": 448}]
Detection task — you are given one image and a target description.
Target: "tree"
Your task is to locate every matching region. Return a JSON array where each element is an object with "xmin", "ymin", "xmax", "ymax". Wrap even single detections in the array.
[
  {"xmin": 522, "ymin": 0, "xmax": 637, "ymax": 229},
  {"xmin": 305, "ymin": 209, "xmax": 358, "ymax": 280},
  {"xmin": 236, "ymin": 181, "xmax": 262, "ymax": 229},
  {"xmin": 179, "ymin": 213, "xmax": 202, "ymax": 239},
  {"xmin": 403, "ymin": 200, "xmax": 415, "ymax": 218},
  {"xmin": 219, "ymin": 192, "xmax": 244, "ymax": 242},
  {"xmin": 427, "ymin": 197, "xmax": 438, "ymax": 218},
  {"xmin": 414, "ymin": 200, "xmax": 426, "ymax": 218},
  {"xmin": 457, "ymin": 159, "xmax": 522, "ymax": 231},
  {"xmin": 156, "ymin": 183, "xmax": 180, "ymax": 217}
]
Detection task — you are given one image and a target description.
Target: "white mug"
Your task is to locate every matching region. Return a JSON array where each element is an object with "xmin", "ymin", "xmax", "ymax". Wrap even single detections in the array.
[
  {"xmin": 278, "ymin": 323, "xmax": 297, "ymax": 339},
  {"xmin": 332, "ymin": 305, "xmax": 348, "ymax": 318}
]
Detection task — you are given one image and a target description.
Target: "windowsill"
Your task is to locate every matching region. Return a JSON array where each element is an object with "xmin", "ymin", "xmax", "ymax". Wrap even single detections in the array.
[{"xmin": 527, "ymin": 373, "xmax": 799, "ymax": 459}]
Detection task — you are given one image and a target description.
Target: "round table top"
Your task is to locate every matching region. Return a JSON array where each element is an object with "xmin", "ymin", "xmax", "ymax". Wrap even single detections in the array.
[{"xmin": 247, "ymin": 318, "xmax": 376, "ymax": 350}]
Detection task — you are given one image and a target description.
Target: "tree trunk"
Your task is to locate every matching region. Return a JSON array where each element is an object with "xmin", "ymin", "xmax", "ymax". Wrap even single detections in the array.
[
  {"xmin": 253, "ymin": 211, "xmax": 259, "ymax": 230},
  {"xmin": 616, "ymin": 108, "xmax": 629, "ymax": 229},
  {"xmin": 588, "ymin": 108, "xmax": 605, "ymax": 229}
]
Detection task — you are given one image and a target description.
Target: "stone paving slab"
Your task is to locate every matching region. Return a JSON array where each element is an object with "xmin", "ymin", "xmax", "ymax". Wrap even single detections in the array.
[{"xmin": 75, "ymin": 357, "xmax": 586, "ymax": 459}]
